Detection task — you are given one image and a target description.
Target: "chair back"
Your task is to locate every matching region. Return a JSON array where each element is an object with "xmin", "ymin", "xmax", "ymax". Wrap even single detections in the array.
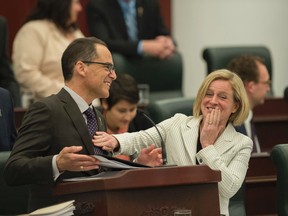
[
  {"xmin": 0, "ymin": 151, "xmax": 29, "ymax": 214},
  {"xmin": 146, "ymin": 97, "xmax": 194, "ymax": 124},
  {"xmin": 202, "ymin": 46, "xmax": 272, "ymax": 80},
  {"xmin": 271, "ymin": 144, "xmax": 288, "ymax": 216},
  {"xmin": 112, "ymin": 52, "xmax": 183, "ymax": 101}
]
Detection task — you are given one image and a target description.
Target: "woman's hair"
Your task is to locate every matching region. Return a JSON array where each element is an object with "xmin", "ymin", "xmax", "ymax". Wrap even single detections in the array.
[
  {"xmin": 104, "ymin": 74, "xmax": 139, "ymax": 109},
  {"xmin": 25, "ymin": 0, "xmax": 77, "ymax": 32},
  {"xmin": 193, "ymin": 69, "xmax": 250, "ymax": 126}
]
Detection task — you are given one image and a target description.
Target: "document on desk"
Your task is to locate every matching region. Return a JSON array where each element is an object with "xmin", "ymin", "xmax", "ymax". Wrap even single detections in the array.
[
  {"xmin": 28, "ymin": 200, "xmax": 75, "ymax": 216},
  {"xmin": 63, "ymin": 155, "xmax": 151, "ymax": 182},
  {"xmin": 63, "ymin": 171, "xmax": 121, "ymax": 182},
  {"xmin": 93, "ymin": 154, "xmax": 150, "ymax": 169}
]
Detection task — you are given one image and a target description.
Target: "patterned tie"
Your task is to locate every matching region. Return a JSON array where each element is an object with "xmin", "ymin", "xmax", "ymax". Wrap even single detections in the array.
[{"xmin": 84, "ymin": 107, "xmax": 103, "ymax": 155}]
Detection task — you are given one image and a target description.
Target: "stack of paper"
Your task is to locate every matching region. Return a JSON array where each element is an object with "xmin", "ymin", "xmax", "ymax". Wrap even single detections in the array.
[{"xmin": 29, "ymin": 200, "xmax": 75, "ymax": 216}]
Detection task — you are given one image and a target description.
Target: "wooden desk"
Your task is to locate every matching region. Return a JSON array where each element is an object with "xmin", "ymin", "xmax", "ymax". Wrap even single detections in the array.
[
  {"xmin": 246, "ymin": 153, "xmax": 277, "ymax": 215},
  {"xmin": 253, "ymin": 97, "xmax": 288, "ymax": 152},
  {"xmin": 54, "ymin": 166, "xmax": 221, "ymax": 216}
]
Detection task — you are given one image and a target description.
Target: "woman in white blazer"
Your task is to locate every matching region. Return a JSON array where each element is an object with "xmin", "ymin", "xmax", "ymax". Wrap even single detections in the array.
[{"xmin": 93, "ymin": 69, "xmax": 252, "ymax": 216}]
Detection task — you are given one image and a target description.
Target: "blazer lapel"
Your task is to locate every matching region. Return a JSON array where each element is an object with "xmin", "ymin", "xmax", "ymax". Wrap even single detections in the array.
[
  {"xmin": 181, "ymin": 117, "xmax": 202, "ymax": 164},
  {"xmin": 214, "ymin": 124, "xmax": 236, "ymax": 154}
]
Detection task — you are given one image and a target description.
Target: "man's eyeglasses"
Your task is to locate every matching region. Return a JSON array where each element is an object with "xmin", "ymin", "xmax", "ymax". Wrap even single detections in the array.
[
  {"xmin": 258, "ymin": 80, "xmax": 272, "ymax": 86},
  {"xmin": 82, "ymin": 61, "xmax": 116, "ymax": 74}
]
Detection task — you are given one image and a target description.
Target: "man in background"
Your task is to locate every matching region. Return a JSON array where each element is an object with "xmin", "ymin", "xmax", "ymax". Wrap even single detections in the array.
[
  {"xmin": 0, "ymin": 15, "xmax": 21, "ymax": 107},
  {"xmin": 86, "ymin": 0, "xmax": 183, "ymax": 97},
  {"xmin": 228, "ymin": 55, "xmax": 271, "ymax": 153},
  {"xmin": 0, "ymin": 87, "xmax": 17, "ymax": 151}
]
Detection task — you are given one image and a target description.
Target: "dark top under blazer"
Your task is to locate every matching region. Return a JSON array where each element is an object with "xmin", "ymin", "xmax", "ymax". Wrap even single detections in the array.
[
  {"xmin": 87, "ymin": 0, "xmax": 170, "ymax": 57},
  {"xmin": 0, "ymin": 87, "xmax": 17, "ymax": 151},
  {"xmin": 4, "ymin": 88, "xmax": 107, "ymax": 212}
]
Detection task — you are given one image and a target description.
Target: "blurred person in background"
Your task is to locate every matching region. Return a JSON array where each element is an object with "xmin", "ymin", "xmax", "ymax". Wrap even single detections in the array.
[
  {"xmin": 12, "ymin": 0, "xmax": 83, "ymax": 107},
  {"xmin": 98, "ymin": 73, "xmax": 153, "ymax": 160},
  {"xmin": 0, "ymin": 15, "xmax": 21, "ymax": 107}
]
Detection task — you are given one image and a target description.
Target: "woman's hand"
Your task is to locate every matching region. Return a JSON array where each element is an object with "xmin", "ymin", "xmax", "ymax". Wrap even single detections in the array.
[
  {"xmin": 92, "ymin": 131, "xmax": 119, "ymax": 152},
  {"xmin": 200, "ymin": 107, "xmax": 225, "ymax": 148},
  {"xmin": 136, "ymin": 144, "xmax": 163, "ymax": 167}
]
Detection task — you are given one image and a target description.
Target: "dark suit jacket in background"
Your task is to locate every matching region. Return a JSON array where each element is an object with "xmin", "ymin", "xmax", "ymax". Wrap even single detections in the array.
[
  {"xmin": 0, "ymin": 87, "xmax": 17, "ymax": 151},
  {"xmin": 0, "ymin": 15, "xmax": 21, "ymax": 107},
  {"xmin": 87, "ymin": 0, "xmax": 171, "ymax": 57},
  {"xmin": 4, "ymin": 88, "xmax": 107, "ymax": 212}
]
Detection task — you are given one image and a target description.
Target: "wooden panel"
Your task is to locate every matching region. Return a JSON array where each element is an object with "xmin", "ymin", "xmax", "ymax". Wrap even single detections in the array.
[
  {"xmin": 245, "ymin": 97, "xmax": 288, "ymax": 215},
  {"xmin": 253, "ymin": 98, "xmax": 288, "ymax": 152},
  {"xmin": 54, "ymin": 166, "xmax": 221, "ymax": 216}
]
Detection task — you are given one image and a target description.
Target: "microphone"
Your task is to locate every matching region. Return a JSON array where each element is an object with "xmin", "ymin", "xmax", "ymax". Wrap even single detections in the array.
[
  {"xmin": 138, "ymin": 110, "xmax": 168, "ymax": 165},
  {"xmin": 284, "ymin": 86, "xmax": 288, "ymax": 103}
]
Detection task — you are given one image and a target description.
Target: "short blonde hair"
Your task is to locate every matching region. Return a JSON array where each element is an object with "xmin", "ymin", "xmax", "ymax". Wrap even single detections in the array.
[{"xmin": 193, "ymin": 69, "xmax": 249, "ymax": 126}]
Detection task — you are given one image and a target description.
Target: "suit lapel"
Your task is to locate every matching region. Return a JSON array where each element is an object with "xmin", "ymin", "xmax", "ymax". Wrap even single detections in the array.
[{"xmin": 57, "ymin": 89, "xmax": 95, "ymax": 155}]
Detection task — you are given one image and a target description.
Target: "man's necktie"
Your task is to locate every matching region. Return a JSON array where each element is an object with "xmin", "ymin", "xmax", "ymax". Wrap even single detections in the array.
[
  {"xmin": 84, "ymin": 107, "xmax": 104, "ymax": 155},
  {"xmin": 250, "ymin": 120, "xmax": 260, "ymax": 153},
  {"xmin": 124, "ymin": 3, "xmax": 138, "ymax": 41}
]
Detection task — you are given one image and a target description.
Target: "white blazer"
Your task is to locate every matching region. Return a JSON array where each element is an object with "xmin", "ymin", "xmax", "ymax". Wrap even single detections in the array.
[{"xmin": 114, "ymin": 114, "xmax": 253, "ymax": 216}]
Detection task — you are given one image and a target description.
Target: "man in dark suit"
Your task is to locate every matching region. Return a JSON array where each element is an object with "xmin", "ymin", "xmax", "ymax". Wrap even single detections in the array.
[
  {"xmin": 4, "ymin": 37, "xmax": 117, "ymax": 212},
  {"xmin": 228, "ymin": 55, "xmax": 271, "ymax": 153},
  {"xmin": 0, "ymin": 87, "xmax": 17, "ymax": 151},
  {"xmin": 0, "ymin": 15, "xmax": 21, "ymax": 107},
  {"xmin": 86, "ymin": 0, "xmax": 183, "ymax": 95}
]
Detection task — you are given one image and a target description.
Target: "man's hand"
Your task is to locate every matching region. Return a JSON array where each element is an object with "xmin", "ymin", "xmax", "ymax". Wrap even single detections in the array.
[
  {"xmin": 142, "ymin": 36, "xmax": 176, "ymax": 59},
  {"xmin": 56, "ymin": 146, "xmax": 99, "ymax": 172}
]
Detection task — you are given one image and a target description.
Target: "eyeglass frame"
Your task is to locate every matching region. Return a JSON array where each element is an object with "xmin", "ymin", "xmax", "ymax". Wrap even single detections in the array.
[
  {"xmin": 257, "ymin": 79, "xmax": 272, "ymax": 86},
  {"xmin": 81, "ymin": 61, "xmax": 116, "ymax": 74}
]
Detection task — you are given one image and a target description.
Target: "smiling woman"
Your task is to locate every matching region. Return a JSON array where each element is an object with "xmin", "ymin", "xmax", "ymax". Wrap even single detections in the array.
[{"xmin": 92, "ymin": 69, "xmax": 252, "ymax": 216}]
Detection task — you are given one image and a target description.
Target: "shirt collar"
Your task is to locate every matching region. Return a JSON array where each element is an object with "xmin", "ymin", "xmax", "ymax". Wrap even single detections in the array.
[{"xmin": 64, "ymin": 86, "xmax": 90, "ymax": 113}]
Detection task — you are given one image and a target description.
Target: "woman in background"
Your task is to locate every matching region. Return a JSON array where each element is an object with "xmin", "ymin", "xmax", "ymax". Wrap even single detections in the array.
[
  {"xmin": 12, "ymin": 0, "xmax": 83, "ymax": 106},
  {"xmin": 99, "ymin": 73, "xmax": 153, "ymax": 160}
]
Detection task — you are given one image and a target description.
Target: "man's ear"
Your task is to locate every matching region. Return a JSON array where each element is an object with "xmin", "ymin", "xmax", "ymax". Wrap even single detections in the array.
[
  {"xmin": 75, "ymin": 61, "xmax": 87, "ymax": 77},
  {"xmin": 245, "ymin": 81, "xmax": 254, "ymax": 94}
]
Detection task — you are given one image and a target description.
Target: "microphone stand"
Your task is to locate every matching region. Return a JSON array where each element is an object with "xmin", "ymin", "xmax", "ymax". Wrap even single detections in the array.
[{"xmin": 138, "ymin": 110, "xmax": 168, "ymax": 165}]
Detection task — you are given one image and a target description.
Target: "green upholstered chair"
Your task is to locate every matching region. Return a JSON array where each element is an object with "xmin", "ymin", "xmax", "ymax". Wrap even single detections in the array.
[
  {"xmin": 146, "ymin": 97, "xmax": 194, "ymax": 124},
  {"xmin": 202, "ymin": 46, "xmax": 273, "ymax": 95},
  {"xmin": 112, "ymin": 52, "xmax": 183, "ymax": 102},
  {"xmin": 271, "ymin": 144, "xmax": 288, "ymax": 216},
  {"xmin": 229, "ymin": 183, "xmax": 246, "ymax": 216},
  {"xmin": 0, "ymin": 151, "xmax": 29, "ymax": 214}
]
